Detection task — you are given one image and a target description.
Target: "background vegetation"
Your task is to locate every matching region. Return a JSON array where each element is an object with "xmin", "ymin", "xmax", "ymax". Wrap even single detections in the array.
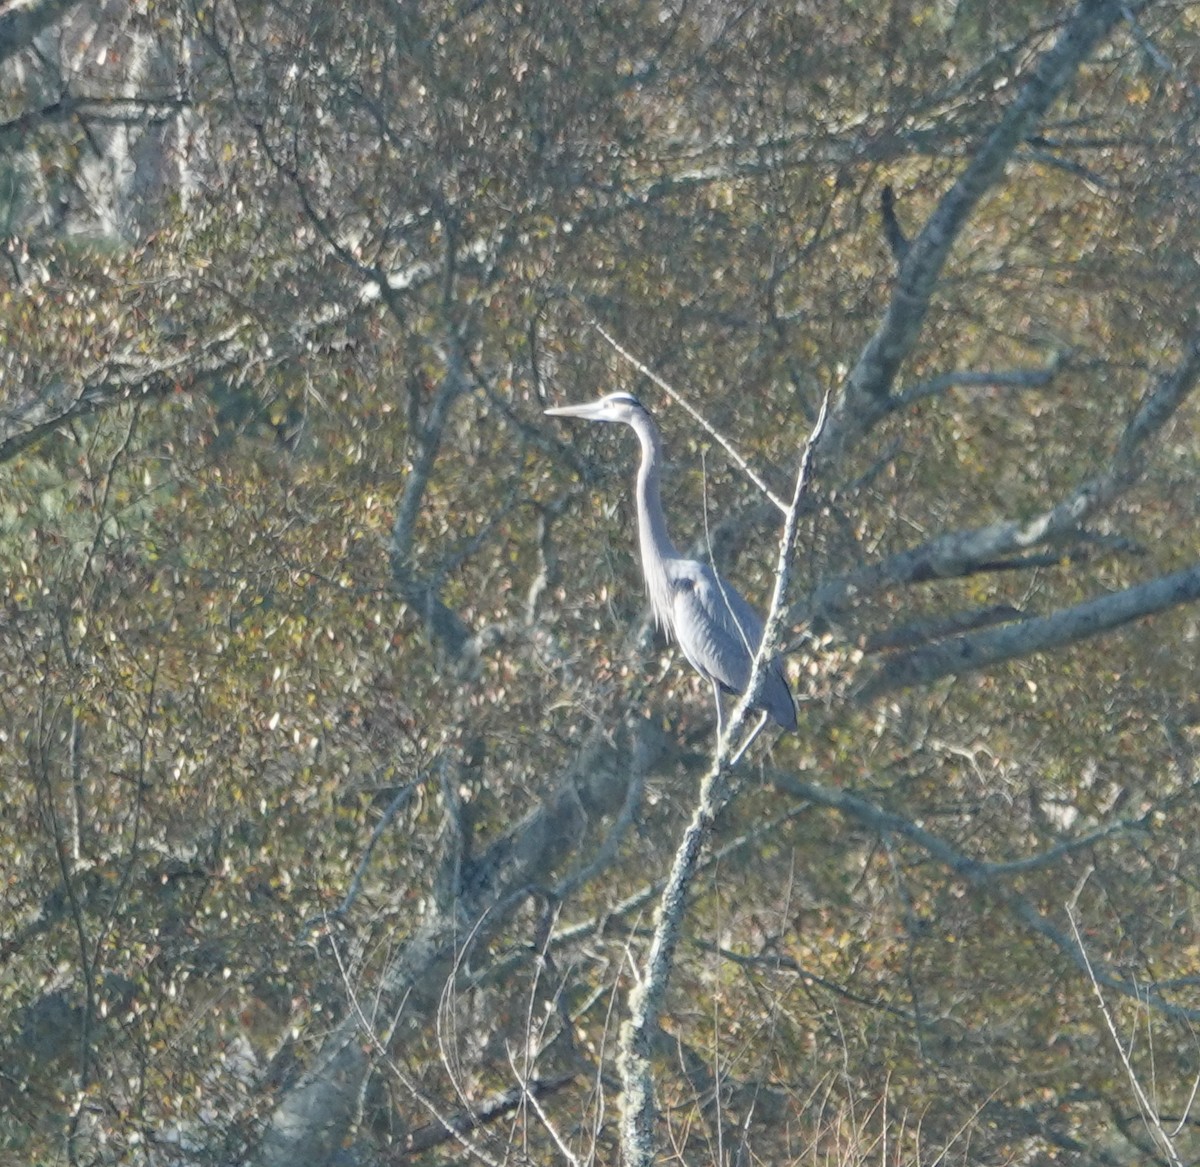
[{"xmin": 2, "ymin": 0, "xmax": 1199, "ymax": 1163}]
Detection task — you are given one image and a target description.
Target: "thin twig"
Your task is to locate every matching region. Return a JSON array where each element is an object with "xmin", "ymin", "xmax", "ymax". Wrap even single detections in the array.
[
  {"xmin": 505, "ymin": 1048, "xmax": 584, "ymax": 1167},
  {"xmin": 328, "ymin": 934, "xmax": 507, "ymax": 1167},
  {"xmin": 736, "ymin": 389, "xmax": 830, "ymax": 735},
  {"xmin": 591, "ymin": 320, "xmax": 791, "ymax": 515},
  {"xmin": 1067, "ymin": 901, "xmax": 1185, "ymax": 1167}
]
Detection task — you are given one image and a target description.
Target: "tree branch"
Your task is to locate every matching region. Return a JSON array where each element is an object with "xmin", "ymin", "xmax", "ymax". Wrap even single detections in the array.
[
  {"xmin": 0, "ymin": 324, "xmax": 248, "ymax": 464},
  {"xmin": 855, "ymin": 560, "xmax": 1200, "ymax": 700},
  {"xmin": 893, "ymin": 357, "xmax": 1066, "ymax": 410},
  {"xmin": 387, "ymin": 1073, "xmax": 577, "ymax": 1160},
  {"xmin": 591, "ymin": 321, "xmax": 791, "ymax": 515},
  {"xmin": 880, "ymin": 184, "xmax": 910, "ymax": 264},
  {"xmin": 766, "ymin": 770, "xmax": 1198, "ymax": 1021},
  {"xmin": 810, "ymin": 328, "xmax": 1200, "ymax": 619},
  {"xmin": 253, "ymin": 715, "xmax": 667, "ymax": 1167},
  {"xmin": 861, "ymin": 603, "xmax": 1023, "ymax": 654},
  {"xmin": 388, "ymin": 341, "xmax": 476, "ymax": 663},
  {"xmin": 827, "ymin": 0, "xmax": 1143, "ymax": 452},
  {"xmin": 617, "ymin": 396, "xmax": 828, "ymax": 1167}
]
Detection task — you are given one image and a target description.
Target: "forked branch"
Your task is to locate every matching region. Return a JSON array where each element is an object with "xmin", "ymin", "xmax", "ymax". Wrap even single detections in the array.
[
  {"xmin": 828, "ymin": 0, "xmax": 1148, "ymax": 453},
  {"xmin": 810, "ymin": 327, "xmax": 1200, "ymax": 622}
]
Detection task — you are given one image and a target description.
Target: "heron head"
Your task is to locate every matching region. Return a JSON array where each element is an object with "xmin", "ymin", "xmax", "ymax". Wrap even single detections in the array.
[{"xmin": 544, "ymin": 391, "xmax": 646, "ymax": 425}]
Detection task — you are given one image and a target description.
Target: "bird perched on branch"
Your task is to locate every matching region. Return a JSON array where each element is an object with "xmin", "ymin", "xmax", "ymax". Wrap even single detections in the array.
[{"xmin": 545, "ymin": 392, "xmax": 796, "ymax": 736}]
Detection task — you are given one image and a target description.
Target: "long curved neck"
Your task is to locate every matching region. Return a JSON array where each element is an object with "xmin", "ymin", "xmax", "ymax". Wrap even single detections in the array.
[{"xmin": 629, "ymin": 410, "xmax": 679, "ymax": 629}]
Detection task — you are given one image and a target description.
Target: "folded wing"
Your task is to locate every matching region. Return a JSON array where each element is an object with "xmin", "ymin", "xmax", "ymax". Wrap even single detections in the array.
[{"xmin": 667, "ymin": 559, "xmax": 796, "ymax": 731}]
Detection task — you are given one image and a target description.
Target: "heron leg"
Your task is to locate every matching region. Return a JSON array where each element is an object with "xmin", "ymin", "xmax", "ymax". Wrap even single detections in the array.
[
  {"xmin": 700, "ymin": 672, "xmax": 720, "ymax": 729},
  {"xmin": 711, "ymin": 679, "xmax": 725, "ymax": 742},
  {"xmin": 729, "ymin": 711, "xmax": 770, "ymax": 768}
]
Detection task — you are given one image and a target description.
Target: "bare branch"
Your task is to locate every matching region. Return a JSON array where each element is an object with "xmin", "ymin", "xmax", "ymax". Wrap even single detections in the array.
[
  {"xmin": 255, "ymin": 715, "xmax": 666, "ymax": 1167},
  {"xmin": 1068, "ymin": 903, "xmax": 1188, "ymax": 1167},
  {"xmin": 591, "ymin": 321, "xmax": 791, "ymax": 515},
  {"xmin": 0, "ymin": 243, "xmax": 412, "ymax": 465},
  {"xmin": 893, "ymin": 358, "xmax": 1065, "ymax": 410},
  {"xmin": 861, "ymin": 603, "xmax": 1023, "ymax": 654},
  {"xmin": 855, "ymin": 559, "xmax": 1200, "ymax": 700},
  {"xmin": 388, "ymin": 341, "xmax": 476, "ymax": 663},
  {"xmin": 694, "ymin": 939, "xmax": 919, "ymax": 1024},
  {"xmin": 298, "ymin": 775, "xmax": 425, "ymax": 938},
  {"xmin": 389, "ymin": 1073, "xmax": 577, "ymax": 1160},
  {"xmin": 766, "ymin": 769, "xmax": 1197, "ymax": 1021},
  {"xmin": 0, "ymin": 324, "xmax": 248, "ymax": 464},
  {"xmin": 811, "ymin": 328, "xmax": 1200, "ymax": 618},
  {"xmin": 767, "ymin": 769, "xmax": 1146, "ymax": 885},
  {"xmin": 828, "ymin": 0, "xmax": 1143, "ymax": 452}
]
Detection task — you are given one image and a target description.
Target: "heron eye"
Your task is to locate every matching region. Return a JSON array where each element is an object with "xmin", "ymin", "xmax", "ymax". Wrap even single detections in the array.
[{"xmin": 672, "ymin": 578, "xmax": 694, "ymax": 592}]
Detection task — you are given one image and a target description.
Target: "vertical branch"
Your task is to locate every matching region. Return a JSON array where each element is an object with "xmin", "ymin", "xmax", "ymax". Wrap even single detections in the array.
[
  {"xmin": 1067, "ymin": 904, "xmax": 1186, "ymax": 1167},
  {"xmin": 388, "ymin": 336, "xmax": 475, "ymax": 661},
  {"xmin": 617, "ymin": 396, "xmax": 828, "ymax": 1167}
]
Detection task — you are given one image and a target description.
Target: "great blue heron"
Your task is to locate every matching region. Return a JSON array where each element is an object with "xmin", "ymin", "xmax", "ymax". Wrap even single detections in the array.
[{"xmin": 545, "ymin": 391, "xmax": 796, "ymax": 738}]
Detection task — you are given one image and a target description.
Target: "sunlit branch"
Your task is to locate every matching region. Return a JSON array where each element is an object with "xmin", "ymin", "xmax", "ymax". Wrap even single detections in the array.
[
  {"xmin": 827, "ymin": 0, "xmax": 1145, "ymax": 453},
  {"xmin": 855, "ymin": 559, "xmax": 1200, "ymax": 700},
  {"xmin": 810, "ymin": 328, "xmax": 1200, "ymax": 620},
  {"xmin": 618, "ymin": 395, "xmax": 827, "ymax": 1167},
  {"xmin": 1068, "ymin": 904, "xmax": 1187, "ymax": 1167},
  {"xmin": 591, "ymin": 321, "xmax": 791, "ymax": 515}
]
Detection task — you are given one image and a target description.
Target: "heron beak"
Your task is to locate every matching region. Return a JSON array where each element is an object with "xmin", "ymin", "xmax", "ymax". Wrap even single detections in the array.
[{"xmin": 544, "ymin": 401, "xmax": 606, "ymax": 420}]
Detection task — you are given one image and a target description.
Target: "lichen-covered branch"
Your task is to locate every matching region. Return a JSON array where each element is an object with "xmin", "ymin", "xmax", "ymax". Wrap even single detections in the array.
[{"xmin": 254, "ymin": 716, "xmax": 667, "ymax": 1167}]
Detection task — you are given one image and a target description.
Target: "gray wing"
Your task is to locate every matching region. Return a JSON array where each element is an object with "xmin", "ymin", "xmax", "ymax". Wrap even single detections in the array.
[{"xmin": 666, "ymin": 559, "xmax": 796, "ymax": 730}]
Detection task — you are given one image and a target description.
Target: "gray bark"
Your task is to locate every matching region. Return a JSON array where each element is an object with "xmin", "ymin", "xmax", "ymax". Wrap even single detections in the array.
[
  {"xmin": 824, "ymin": 0, "xmax": 1150, "ymax": 455},
  {"xmin": 253, "ymin": 717, "xmax": 667, "ymax": 1167},
  {"xmin": 856, "ymin": 560, "xmax": 1200, "ymax": 700},
  {"xmin": 809, "ymin": 328, "xmax": 1200, "ymax": 620},
  {"xmin": 0, "ymin": 0, "xmax": 83, "ymax": 66}
]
